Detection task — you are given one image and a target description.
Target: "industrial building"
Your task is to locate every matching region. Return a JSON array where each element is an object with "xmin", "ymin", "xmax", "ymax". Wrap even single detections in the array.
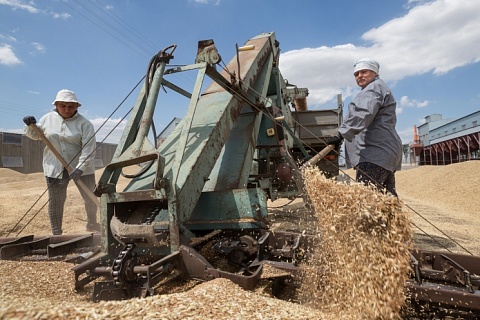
[
  {"xmin": 410, "ymin": 110, "xmax": 480, "ymax": 165},
  {"xmin": 0, "ymin": 132, "xmax": 117, "ymax": 174}
]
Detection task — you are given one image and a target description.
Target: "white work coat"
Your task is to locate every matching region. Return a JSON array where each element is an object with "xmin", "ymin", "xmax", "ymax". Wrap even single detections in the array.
[{"xmin": 24, "ymin": 109, "xmax": 96, "ymax": 178}]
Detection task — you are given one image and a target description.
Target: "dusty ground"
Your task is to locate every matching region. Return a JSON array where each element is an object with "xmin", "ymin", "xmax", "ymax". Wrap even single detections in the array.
[{"xmin": 0, "ymin": 161, "xmax": 479, "ymax": 319}]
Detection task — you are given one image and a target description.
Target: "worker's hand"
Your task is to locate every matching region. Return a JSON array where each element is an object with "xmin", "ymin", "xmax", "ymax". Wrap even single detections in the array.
[
  {"xmin": 23, "ymin": 116, "xmax": 37, "ymax": 126},
  {"xmin": 69, "ymin": 169, "xmax": 83, "ymax": 181},
  {"xmin": 326, "ymin": 133, "xmax": 343, "ymax": 148}
]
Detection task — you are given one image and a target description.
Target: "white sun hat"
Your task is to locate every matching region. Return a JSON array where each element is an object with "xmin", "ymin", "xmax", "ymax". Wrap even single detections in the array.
[
  {"xmin": 353, "ymin": 58, "xmax": 380, "ymax": 74},
  {"xmin": 52, "ymin": 89, "xmax": 81, "ymax": 106}
]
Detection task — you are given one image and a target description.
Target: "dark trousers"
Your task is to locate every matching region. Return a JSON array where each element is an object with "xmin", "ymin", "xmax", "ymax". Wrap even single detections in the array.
[
  {"xmin": 355, "ymin": 162, "xmax": 398, "ymax": 197},
  {"xmin": 46, "ymin": 171, "xmax": 98, "ymax": 235}
]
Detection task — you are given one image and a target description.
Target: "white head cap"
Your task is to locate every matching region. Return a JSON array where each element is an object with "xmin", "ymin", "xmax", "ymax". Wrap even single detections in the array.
[
  {"xmin": 52, "ymin": 89, "xmax": 81, "ymax": 106},
  {"xmin": 353, "ymin": 58, "xmax": 380, "ymax": 74}
]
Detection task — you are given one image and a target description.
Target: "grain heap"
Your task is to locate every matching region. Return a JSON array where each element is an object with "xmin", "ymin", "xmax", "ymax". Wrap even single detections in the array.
[
  {"xmin": 396, "ymin": 161, "xmax": 479, "ymax": 215},
  {"xmin": 0, "ymin": 264, "xmax": 334, "ymax": 319},
  {"xmin": 299, "ymin": 167, "xmax": 413, "ymax": 319}
]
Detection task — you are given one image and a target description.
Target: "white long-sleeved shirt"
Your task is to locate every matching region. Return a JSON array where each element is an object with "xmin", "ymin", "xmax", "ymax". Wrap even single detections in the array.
[{"xmin": 24, "ymin": 109, "xmax": 96, "ymax": 178}]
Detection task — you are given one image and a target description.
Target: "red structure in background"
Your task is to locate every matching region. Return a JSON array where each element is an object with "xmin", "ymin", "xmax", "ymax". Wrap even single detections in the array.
[{"xmin": 410, "ymin": 125, "xmax": 424, "ymax": 165}]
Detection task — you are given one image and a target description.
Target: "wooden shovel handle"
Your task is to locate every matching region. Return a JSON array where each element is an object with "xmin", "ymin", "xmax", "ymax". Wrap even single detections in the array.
[
  {"xmin": 302, "ymin": 144, "xmax": 335, "ymax": 168},
  {"xmin": 29, "ymin": 124, "xmax": 100, "ymax": 206}
]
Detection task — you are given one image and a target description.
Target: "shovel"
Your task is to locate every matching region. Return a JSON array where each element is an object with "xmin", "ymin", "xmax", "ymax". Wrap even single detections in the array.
[
  {"xmin": 28, "ymin": 124, "xmax": 100, "ymax": 206},
  {"xmin": 302, "ymin": 144, "xmax": 335, "ymax": 168}
]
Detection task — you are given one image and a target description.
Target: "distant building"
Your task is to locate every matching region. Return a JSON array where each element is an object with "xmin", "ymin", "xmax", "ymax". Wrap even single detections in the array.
[
  {"xmin": 410, "ymin": 110, "xmax": 480, "ymax": 165},
  {"xmin": 0, "ymin": 132, "xmax": 117, "ymax": 174}
]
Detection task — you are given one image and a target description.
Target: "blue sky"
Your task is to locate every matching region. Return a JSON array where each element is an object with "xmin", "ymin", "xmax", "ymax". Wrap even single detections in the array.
[{"xmin": 1, "ymin": 0, "xmax": 479, "ymax": 144}]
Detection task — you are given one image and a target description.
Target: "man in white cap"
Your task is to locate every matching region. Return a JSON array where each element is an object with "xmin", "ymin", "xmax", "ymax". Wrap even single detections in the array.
[
  {"xmin": 327, "ymin": 58, "xmax": 402, "ymax": 196},
  {"xmin": 23, "ymin": 89, "xmax": 100, "ymax": 234}
]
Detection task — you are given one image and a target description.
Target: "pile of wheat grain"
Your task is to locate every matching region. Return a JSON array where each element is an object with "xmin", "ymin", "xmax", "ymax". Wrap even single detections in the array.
[
  {"xmin": 0, "ymin": 264, "xmax": 334, "ymax": 320},
  {"xmin": 396, "ymin": 161, "xmax": 479, "ymax": 215},
  {"xmin": 298, "ymin": 166, "xmax": 413, "ymax": 319}
]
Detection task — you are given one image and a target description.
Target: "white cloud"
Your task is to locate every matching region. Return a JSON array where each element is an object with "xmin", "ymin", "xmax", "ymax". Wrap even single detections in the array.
[
  {"xmin": 30, "ymin": 42, "xmax": 46, "ymax": 56},
  {"xmin": 0, "ymin": 0, "xmax": 39, "ymax": 13},
  {"xmin": 280, "ymin": 44, "xmax": 359, "ymax": 107},
  {"xmin": 190, "ymin": 0, "xmax": 221, "ymax": 5},
  {"xmin": 404, "ymin": 0, "xmax": 434, "ymax": 9},
  {"xmin": 0, "ymin": 44, "xmax": 22, "ymax": 65},
  {"xmin": 399, "ymin": 96, "xmax": 429, "ymax": 108},
  {"xmin": 51, "ymin": 12, "xmax": 71, "ymax": 19},
  {"xmin": 0, "ymin": 33, "xmax": 17, "ymax": 42},
  {"xmin": 0, "ymin": 1, "xmax": 69, "ymax": 19},
  {"xmin": 90, "ymin": 117, "xmax": 127, "ymax": 144},
  {"xmin": 362, "ymin": 0, "xmax": 480, "ymax": 76},
  {"xmin": 397, "ymin": 127, "xmax": 415, "ymax": 142},
  {"xmin": 279, "ymin": 0, "xmax": 480, "ymax": 108}
]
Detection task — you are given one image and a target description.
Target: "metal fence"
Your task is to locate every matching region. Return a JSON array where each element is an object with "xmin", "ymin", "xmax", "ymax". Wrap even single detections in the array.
[{"xmin": 0, "ymin": 132, "xmax": 117, "ymax": 174}]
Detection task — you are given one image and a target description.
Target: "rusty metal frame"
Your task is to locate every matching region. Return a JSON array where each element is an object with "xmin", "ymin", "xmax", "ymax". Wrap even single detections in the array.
[
  {"xmin": 0, "ymin": 234, "xmax": 100, "ymax": 261},
  {"xmin": 67, "ymin": 229, "xmax": 314, "ymax": 301},
  {"xmin": 408, "ymin": 249, "xmax": 480, "ymax": 313}
]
